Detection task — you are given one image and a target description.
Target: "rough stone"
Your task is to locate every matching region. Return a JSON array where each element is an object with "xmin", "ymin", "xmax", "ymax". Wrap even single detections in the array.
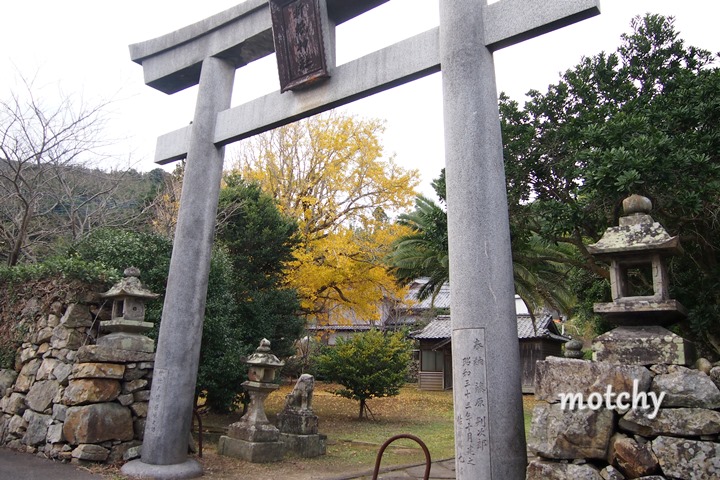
[
  {"xmin": 123, "ymin": 366, "xmax": 147, "ymax": 381},
  {"xmin": 133, "ymin": 390, "xmax": 151, "ymax": 402},
  {"xmin": 70, "ymin": 362, "xmax": 125, "ymax": 380},
  {"xmin": 22, "ymin": 410, "xmax": 51, "ymax": 446},
  {"xmin": 651, "ymin": 435, "xmax": 720, "ymax": 479},
  {"xmin": 535, "ymin": 357, "xmax": 652, "ymax": 404},
  {"xmin": 599, "ymin": 465, "xmax": 626, "ymax": 480},
  {"xmin": 279, "ymin": 433, "xmax": 326, "ymax": 458},
  {"xmin": 696, "ymin": 357, "xmax": 713, "ymax": 375},
  {"xmin": 14, "ymin": 358, "xmax": 41, "ymax": 393},
  {"xmin": 50, "ymin": 325, "xmax": 85, "ymax": 350},
  {"xmin": 60, "ymin": 304, "xmax": 93, "ymax": 328},
  {"xmin": 25, "ymin": 380, "xmax": 61, "ymax": 412},
  {"xmin": 122, "ymin": 379, "xmax": 148, "ymax": 394},
  {"xmin": 709, "ymin": 366, "xmax": 720, "ymax": 391},
  {"xmin": 36, "ymin": 342, "xmax": 50, "ymax": 356},
  {"xmin": 52, "ymin": 362, "xmax": 73, "ymax": 385},
  {"xmin": 620, "ymin": 407, "xmax": 720, "ymax": 437},
  {"xmin": 609, "ymin": 434, "xmax": 659, "ymax": 478},
  {"xmin": 19, "ymin": 345, "xmax": 38, "ymax": 365},
  {"xmin": 108, "ymin": 440, "xmax": 142, "ymax": 463},
  {"xmin": 651, "ymin": 365, "xmax": 720, "ymax": 408},
  {"xmin": 63, "ymin": 403, "xmax": 133, "ymax": 444},
  {"xmin": 97, "ymin": 332, "xmax": 154, "ymax": 353},
  {"xmin": 62, "ymin": 379, "xmax": 121, "ymax": 405},
  {"xmin": 72, "ymin": 443, "xmax": 110, "ymax": 462},
  {"xmin": 526, "ymin": 459, "xmax": 603, "ymax": 480},
  {"xmin": 1, "ymin": 392, "xmax": 27, "ymax": 415},
  {"xmin": 130, "ymin": 402, "xmax": 148, "ymax": 418},
  {"xmin": 35, "ymin": 358, "xmax": 60, "ymax": 381},
  {"xmin": 592, "ymin": 326, "xmax": 695, "ymax": 366},
  {"xmin": 117, "ymin": 393, "xmax": 134, "ymax": 406},
  {"xmin": 133, "ymin": 418, "xmax": 146, "ymax": 440},
  {"xmin": 528, "ymin": 402, "xmax": 614, "ymax": 459},
  {"xmin": 46, "ymin": 423, "xmax": 64, "ymax": 443},
  {"xmin": 34, "ymin": 327, "xmax": 54, "ymax": 345},
  {"xmin": 75, "ymin": 345, "xmax": 154, "ymax": 363},
  {"xmin": 52, "ymin": 403, "xmax": 67, "ymax": 422},
  {"xmin": 47, "ymin": 313, "xmax": 61, "ymax": 327},
  {"xmin": 7, "ymin": 414, "xmax": 28, "ymax": 436}
]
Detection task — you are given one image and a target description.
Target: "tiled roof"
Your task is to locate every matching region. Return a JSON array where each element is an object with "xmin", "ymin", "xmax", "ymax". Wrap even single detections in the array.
[{"xmin": 411, "ymin": 314, "xmax": 568, "ymax": 342}]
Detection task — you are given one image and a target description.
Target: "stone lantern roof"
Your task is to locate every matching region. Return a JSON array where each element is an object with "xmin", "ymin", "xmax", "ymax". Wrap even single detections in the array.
[
  {"xmin": 245, "ymin": 338, "xmax": 285, "ymax": 369},
  {"xmin": 101, "ymin": 267, "xmax": 160, "ymax": 300},
  {"xmin": 587, "ymin": 194, "xmax": 682, "ymax": 258}
]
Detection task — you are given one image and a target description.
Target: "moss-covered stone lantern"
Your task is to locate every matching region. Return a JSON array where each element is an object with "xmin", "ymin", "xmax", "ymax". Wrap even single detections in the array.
[
  {"xmin": 589, "ymin": 195, "xmax": 695, "ymax": 365},
  {"xmin": 587, "ymin": 194, "xmax": 687, "ymax": 325},
  {"xmin": 98, "ymin": 267, "xmax": 159, "ymax": 353}
]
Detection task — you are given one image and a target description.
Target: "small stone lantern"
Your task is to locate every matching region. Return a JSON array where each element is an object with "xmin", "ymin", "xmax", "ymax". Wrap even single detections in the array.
[
  {"xmin": 98, "ymin": 267, "xmax": 159, "ymax": 353},
  {"xmin": 587, "ymin": 194, "xmax": 687, "ymax": 325},
  {"xmin": 589, "ymin": 195, "xmax": 694, "ymax": 365},
  {"xmin": 218, "ymin": 339, "xmax": 286, "ymax": 463}
]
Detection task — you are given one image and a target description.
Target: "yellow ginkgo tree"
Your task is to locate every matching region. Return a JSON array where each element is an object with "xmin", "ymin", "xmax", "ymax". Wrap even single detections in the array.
[{"xmin": 231, "ymin": 111, "xmax": 418, "ymax": 325}]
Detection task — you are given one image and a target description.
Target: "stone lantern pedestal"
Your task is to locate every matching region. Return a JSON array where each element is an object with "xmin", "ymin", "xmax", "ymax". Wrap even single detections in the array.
[{"xmin": 218, "ymin": 339, "xmax": 285, "ymax": 463}]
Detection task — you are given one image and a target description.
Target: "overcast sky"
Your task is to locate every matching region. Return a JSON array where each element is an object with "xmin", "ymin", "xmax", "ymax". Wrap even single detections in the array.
[{"xmin": 2, "ymin": 0, "xmax": 718, "ymax": 197}]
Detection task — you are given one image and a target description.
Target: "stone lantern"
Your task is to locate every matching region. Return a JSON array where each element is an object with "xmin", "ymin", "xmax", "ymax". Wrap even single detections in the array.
[
  {"xmin": 589, "ymin": 195, "xmax": 695, "ymax": 365},
  {"xmin": 218, "ymin": 339, "xmax": 286, "ymax": 463},
  {"xmin": 97, "ymin": 267, "xmax": 159, "ymax": 353}
]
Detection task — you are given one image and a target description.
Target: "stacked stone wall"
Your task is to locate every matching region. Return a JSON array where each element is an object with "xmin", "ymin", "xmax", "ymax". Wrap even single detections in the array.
[
  {"xmin": 0, "ymin": 279, "xmax": 153, "ymax": 464},
  {"xmin": 527, "ymin": 356, "xmax": 720, "ymax": 479}
]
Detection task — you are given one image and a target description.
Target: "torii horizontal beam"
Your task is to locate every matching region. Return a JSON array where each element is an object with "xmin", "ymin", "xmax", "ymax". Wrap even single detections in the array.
[{"xmin": 129, "ymin": 0, "xmax": 599, "ymax": 165}]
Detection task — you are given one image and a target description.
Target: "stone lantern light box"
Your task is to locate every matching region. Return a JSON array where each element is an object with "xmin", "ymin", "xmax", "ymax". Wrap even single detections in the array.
[{"xmin": 587, "ymin": 194, "xmax": 687, "ymax": 326}]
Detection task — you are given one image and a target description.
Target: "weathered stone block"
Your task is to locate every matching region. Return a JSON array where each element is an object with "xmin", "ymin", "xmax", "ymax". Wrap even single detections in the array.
[
  {"xmin": 526, "ymin": 459, "xmax": 603, "ymax": 480},
  {"xmin": 22, "ymin": 410, "xmax": 51, "ymax": 446},
  {"xmin": 217, "ymin": 435, "xmax": 285, "ymax": 463},
  {"xmin": 133, "ymin": 390, "xmax": 150, "ymax": 402},
  {"xmin": 652, "ymin": 365, "xmax": 720, "ymax": 408},
  {"xmin": 528, "ymin": 402, "xmax": 614, "ymax": 460},
  {"xmin": 620, "ymin": 407, "xmax": 720, "ymax": 437},
  {"xmin": 70, "ymin": 362, "xmax": 125, "ymax": 380},
  {"xmin": 60, "ymin": 304, "xmax": 93, "ymax": 328},
  {"xmin": 50, "ymin": 325, "xmax": 85, "ymax": 350},
  {"xmin": 277, "ymin": 411, "xmax": 318, "ymax": 435},
  {"xmin": 108, "ymin": 440, "xmax": 142, "ymax": 464},
  {"xmin": 0, "ymin": 369, "xmax": 18, "ymax": 391},
  {"xmin": 1, "ymin": 393, "xmax": 27, "ymax": 415},
  {"xmin": 34, "ymin": 327, "xmax": 54, "ymax": 345},
  {"xmin": 76, "ymin": 345, "xmax": 154, "ymax": 363},
  {"xmin": 279, "ymin": 433, "xmax": 326, "ymax": 457},
  {"xmin": 63, "ymin": 403, "xmax": 133, "ymax": 444},
  {"xmin": 46, "ymin": 423, "xmax": 64, "ymax": 443},
  {"xmin": 130, "ymin": 402, "xmax": 148, "ymax": 418},
  {"xmin": 53, "ymin": 362, "xmax": 73, "ymax": 385},
  {"xmin": 651, "ymin": 435, "xmax": 720, "ymax": 479},
  {"xmin": 7, "ymin": 414, "xmax": 28, "ymax": 436},
  {"xmin": 36, "ymin": 358, "xmax": 60, "ymax": 381},
  {"xmin": 52, "ymin": 403, "xmax": 67, "ymax": 422},
  {"xmin": 97, "ymin": 332, "xmax": 154, "ymax": 353},
  {"xmin": 123, "ymin": 366, "xmax": 147, "ymax": 381},
  {"xmin": 133, "ymin": 418, "xmax": 146, "ymax": 440},
  {"xmin": 25, "ymin": 380, "xmax": 61, "ymax": 413},
  {"xmin": 609, "ymin": 434, "xmax": 659, "ymax": 478},
  {"xmin": 62, "ymin": 379, "xmax": 121, "ymax": 405},
  {"xmin": 118, "ymin": 393, "xmax": 134, "ymax": 406},
  {"xmin": 535, "ymin": 357, "xmax": 651, "ymax": 403},
  {"xmin": 592, "ymin": 326, "xmax": 695, "ymax": 366},
  {"xmin": 122, "ymin": 379, "xmax": 148, "ymax": 394},
  {"xmin": 72, "ymin": 444, "xmax": 110, "ymax": 462},
  {"xmin": 599, "ymin": 465, "xmax": 625, "ymax": 480},
  {"xmin": 14, "ymin": 358, "xmax": 41, "ymax": 393}
]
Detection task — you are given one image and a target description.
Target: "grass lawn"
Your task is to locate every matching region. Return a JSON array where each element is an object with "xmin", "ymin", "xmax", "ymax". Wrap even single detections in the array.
[{"xmin": 192, "ymin": 382, "xmax": 538, "ymax": 479}]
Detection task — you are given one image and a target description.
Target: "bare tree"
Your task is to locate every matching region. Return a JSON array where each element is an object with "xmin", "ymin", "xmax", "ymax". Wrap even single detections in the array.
[{"xmin": 0, "ymin": 73, "xmax": 132, "ymax": 265}]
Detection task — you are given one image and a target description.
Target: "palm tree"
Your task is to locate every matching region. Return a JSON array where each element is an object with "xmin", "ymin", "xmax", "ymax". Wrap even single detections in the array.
[{"xmin": 388, "ymin": 178, "xmax": 577, "ymax": 316}]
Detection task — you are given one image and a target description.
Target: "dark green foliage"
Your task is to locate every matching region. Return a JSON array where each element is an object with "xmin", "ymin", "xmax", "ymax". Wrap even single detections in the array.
[
  {"xmin": 316, "ymin": 329, "xmax": 412, "ymax": 419},
  {"xmin": 216, "ymin": 174, "xmax": 303, "ymax": 360},
  {"xmin": 499, "ymin": 14, "xmax": 720, "ymax": 352}
]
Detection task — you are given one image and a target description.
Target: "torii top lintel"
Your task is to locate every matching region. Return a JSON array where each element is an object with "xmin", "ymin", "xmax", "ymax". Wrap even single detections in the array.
[{"xmin": 129, "ymin": 0, "xmax": 599, "ymax": 164}]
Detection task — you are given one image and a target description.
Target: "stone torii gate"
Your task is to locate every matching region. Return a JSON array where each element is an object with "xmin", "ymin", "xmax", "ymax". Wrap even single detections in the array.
[{"xmin": 122, "ymin": 1, "xmax": 599, "ymax": 478}]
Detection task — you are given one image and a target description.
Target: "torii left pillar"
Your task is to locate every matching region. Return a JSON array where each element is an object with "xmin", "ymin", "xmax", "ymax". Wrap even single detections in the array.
[{"xmin": 120, "ymin": 58, "xmax": 236, "ymax": 480}]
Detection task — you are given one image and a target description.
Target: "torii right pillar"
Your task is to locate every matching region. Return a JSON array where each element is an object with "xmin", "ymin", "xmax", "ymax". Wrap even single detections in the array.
[{"xmin": 439, "ymin": 1, "xmax": 598, "ymax": 478}]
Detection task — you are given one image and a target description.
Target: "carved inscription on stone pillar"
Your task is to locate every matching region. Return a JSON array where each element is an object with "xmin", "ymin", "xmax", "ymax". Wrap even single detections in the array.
[
  {"xmin": 452, "ymin": 328, "xmax": 491, "ymax": 477},
  {"xmin": 269, "ymin": 0, "xmax": 330, "ymax": 92}
]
